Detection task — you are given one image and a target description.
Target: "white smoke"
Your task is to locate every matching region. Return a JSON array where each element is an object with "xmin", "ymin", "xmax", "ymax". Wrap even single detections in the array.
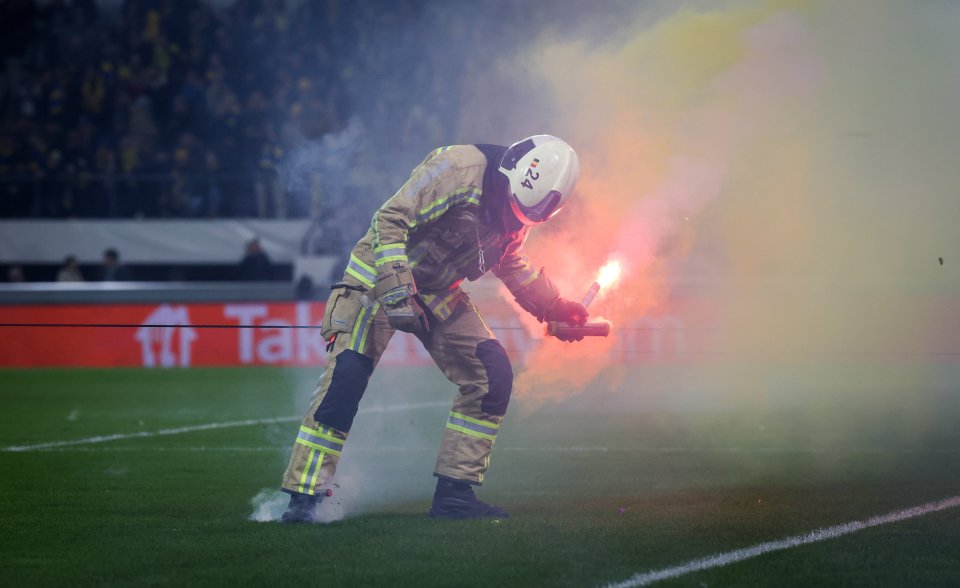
[
  {"xmin": 248, "ymin": 484, "xmax": 348, "ymax": 524},
  {"xmin": 252, "ymin": 0, "xmax": 960, "ymax": 519},
  {"xmin": 250, "ymin": 365, "xmax": 447, "ymax": 523}
]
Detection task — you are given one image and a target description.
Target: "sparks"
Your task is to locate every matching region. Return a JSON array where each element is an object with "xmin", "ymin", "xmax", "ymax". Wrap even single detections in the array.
[{"xmin": 597, "ymin": 259, "xmax": 623, "ymax": 288}]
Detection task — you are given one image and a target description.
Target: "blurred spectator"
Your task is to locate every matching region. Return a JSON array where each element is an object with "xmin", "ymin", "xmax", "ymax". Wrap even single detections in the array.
[
  {"xmin": 0, "ymin": 0, "xmax": 545, "ymax": 221},
  {"xmin": 238, "ymin": 238, "xmax": 271, "ymax": 280},
  {"xmin": 56, "ymin": 255, "xmax": 84, "ymax": 282},
  {"xmin": 295, "ymin": 275, "xmax": 315, "ymax": 300},
  {"xmin": 6, "ymin": 265, "xmax": 26, "ymax": 283},
  {"xmin": 100, "ymin": 247, "xmax": 132, "ymax": 281}
]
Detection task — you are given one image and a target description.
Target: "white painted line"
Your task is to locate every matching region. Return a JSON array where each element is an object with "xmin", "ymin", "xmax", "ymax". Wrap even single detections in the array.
[
  {"xmin": 11, "ymin": 444, "xmax": 960, "ymax": 454},
  {"xmin": 23, "ymin": 446, "xmax": 438, "ymax": 453},
  {"xmin": 500, "ymin": 447, "xmax": 960, "ymax": 455},
  {"xmin": 23, "ymin": 446, "xmax": 294, "ymax": 453},
  {"xmin": 602, "ymin": 495, "xmax": 960, "ymax": 588},
  {"xmin": 2, "ymin": 416, "xmax": 299, "ymax": 453},
  {"xmin": 1, "ymin": 401, "xmax": 449, "ymax": 452}
]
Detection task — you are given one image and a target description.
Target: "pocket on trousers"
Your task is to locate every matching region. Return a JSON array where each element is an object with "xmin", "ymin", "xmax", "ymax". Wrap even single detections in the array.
[
  {"xmin": 321, "ymin": 287, "xmax": 362, "ymax": 340},
  {"xmin": 439, "ymin": 229, "xmax": 464, "ymax": 249}
]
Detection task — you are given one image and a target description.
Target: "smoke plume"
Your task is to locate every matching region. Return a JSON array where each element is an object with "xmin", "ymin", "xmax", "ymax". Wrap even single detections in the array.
[
  {"xmin": 255, "ymin": 0, "xmax": 960, "ymax": 520},
  {"xmin": 456, "ymin": 0, "xmax": 960, "ymax": 404}
]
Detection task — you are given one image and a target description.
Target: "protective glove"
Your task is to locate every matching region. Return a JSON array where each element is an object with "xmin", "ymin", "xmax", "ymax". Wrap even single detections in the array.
[
  {"xmin": 374, "ymin": 260, "xmax": 430, "ymax": 337},
  {"xmin": 546, "ymin": 297, "xmax": 589, "ymax": 325},
  {"xmin": 545, "ymin": 297, "xmax": 589, "ymax": 342},
  {"xmin": 381, "ymin": 286, "xmax": 430, "ymax": 337}
]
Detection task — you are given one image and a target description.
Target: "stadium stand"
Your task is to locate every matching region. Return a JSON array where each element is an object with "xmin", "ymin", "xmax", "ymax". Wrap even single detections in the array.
[{"xmin": 0, "ymin": 0, "xmax": 470, "ymax": 223}]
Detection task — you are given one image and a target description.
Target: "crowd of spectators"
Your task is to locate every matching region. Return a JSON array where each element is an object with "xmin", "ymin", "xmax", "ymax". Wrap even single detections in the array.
[
  {"xmin": 3, "ymin": 242, "xmax": 275, "ymax": 282},
  {"xmin": 0, "ymin": 0, "xmax": 485, "ymax": 221},
  {"xmin": 5, "ymin": 247, "xmax": 132, "ymax": 283}
]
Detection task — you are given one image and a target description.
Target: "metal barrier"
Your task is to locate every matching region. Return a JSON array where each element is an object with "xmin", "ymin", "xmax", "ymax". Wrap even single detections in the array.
[
  {"xmin": 0, "ymin": 171, "xmax": 300, "ymax": 219},
  {"xmin": 0, "ymin": 282, "xmax": 297, "ymax": 304}
]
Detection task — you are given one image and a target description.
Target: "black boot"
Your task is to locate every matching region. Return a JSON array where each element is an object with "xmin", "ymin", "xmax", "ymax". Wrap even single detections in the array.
[
  {"xmin": 429, "ymin": 478, "xmax": 509, "ymax": 519},
  {"xmin": 281, "ymin": 492, "xmax": 319, "ymax": 524}
]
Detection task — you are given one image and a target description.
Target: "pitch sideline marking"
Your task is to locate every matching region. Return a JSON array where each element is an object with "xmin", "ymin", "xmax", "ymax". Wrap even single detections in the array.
[
  {"xmin": 11, "ymin": 444, "xmax": 960, "ymax": 454},
  {"xmin": 602, "ymin": 495, "xmax": 960, "ymax": 588},
  {"xmin": 1, "ymin": 401, "xmax": 449, "ymax": 452}
]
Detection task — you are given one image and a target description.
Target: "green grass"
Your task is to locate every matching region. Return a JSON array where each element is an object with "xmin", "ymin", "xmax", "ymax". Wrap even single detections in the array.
[{"xmin": 1, "ymin": 367, "xmax": 959, "ymax": 587}]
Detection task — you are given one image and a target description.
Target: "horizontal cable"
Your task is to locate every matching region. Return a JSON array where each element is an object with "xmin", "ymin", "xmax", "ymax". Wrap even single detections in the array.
[
  {"xmin": 0, "ymin": 324, "xmax": 956, "ymax": 356},
  {"xmin": 0, "ymin": 323, "xmax": 718, "ymax": 331}
]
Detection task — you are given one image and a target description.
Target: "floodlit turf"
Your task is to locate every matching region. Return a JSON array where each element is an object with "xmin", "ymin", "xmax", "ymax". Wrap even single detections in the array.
[{"xmin": 1, "ymin": 366, "xmax": 959, "ymax": 587}]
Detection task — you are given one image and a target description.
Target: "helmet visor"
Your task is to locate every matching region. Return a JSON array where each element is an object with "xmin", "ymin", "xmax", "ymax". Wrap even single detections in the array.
[{"xmin": 513, "ymin": 190, "xmax": 563, "ymax": 224}]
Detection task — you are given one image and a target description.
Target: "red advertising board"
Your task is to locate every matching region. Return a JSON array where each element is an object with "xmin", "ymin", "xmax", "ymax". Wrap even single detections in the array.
[
  {"xmin": 0, "ymin": 300, "xmax": 709, "ymax": 368},
  {"xmin": 0, "ymin": 302, "xmax": 337, "ymax": 368}
]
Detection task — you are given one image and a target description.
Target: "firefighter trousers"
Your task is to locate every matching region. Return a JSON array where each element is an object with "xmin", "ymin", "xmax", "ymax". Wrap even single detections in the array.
[{"xmin": 281, "ymin": 291, "xmax": 513, "ymax": 496}]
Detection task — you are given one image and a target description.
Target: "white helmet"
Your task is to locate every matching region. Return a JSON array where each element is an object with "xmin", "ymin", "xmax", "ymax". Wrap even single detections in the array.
[{"xmin": 498, "ymin": 134, "xmax": 579, "ymax": 225}]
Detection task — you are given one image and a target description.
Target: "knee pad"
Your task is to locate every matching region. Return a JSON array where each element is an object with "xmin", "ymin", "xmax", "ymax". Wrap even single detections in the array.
[
  {"xmin": 476, "ymin": 339, "xmax": 513, "ymax": 416},
  {"xmin": 314, "ymin": 350, "xmax": 374, "ymax": 432}
]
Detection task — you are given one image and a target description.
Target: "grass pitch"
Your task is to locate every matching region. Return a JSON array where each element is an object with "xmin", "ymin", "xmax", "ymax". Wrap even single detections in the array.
[{"xmin": 1, "ymin": 366, "xmax": 959, "ymax": 587}]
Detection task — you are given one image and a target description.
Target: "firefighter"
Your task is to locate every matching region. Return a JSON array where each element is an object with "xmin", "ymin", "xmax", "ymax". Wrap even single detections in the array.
[{"xmin": 281, "ymin": 135, "xmax": 588, "ymax": 522}]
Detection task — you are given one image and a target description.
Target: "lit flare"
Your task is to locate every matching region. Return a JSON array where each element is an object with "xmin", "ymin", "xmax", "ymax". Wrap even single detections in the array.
[
  {"xmin": 597, "ymin": 260, "xmax": 623, "ymax": 288},
  {"xmin": 580, "ymin": 259, "xmax": 624, "ymax": 309}
]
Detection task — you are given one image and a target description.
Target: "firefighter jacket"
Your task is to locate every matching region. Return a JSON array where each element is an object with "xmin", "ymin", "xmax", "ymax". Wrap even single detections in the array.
[{"xmin": 341, "ymin": 144, "xmax": 560, "ymax": 322}]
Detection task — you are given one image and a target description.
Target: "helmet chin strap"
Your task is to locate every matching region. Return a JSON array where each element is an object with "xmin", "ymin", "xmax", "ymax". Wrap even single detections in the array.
[
  {"xmin": 489, "ymin": 168, "xmax": 523, "ymax": 232},
  {"xmin": 475, "ymin": 227, "xmax": 486, "ymax": 274},
  {"xmin": 502, "ymin": 202, "xmax": 524, "ymax": 232}
]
